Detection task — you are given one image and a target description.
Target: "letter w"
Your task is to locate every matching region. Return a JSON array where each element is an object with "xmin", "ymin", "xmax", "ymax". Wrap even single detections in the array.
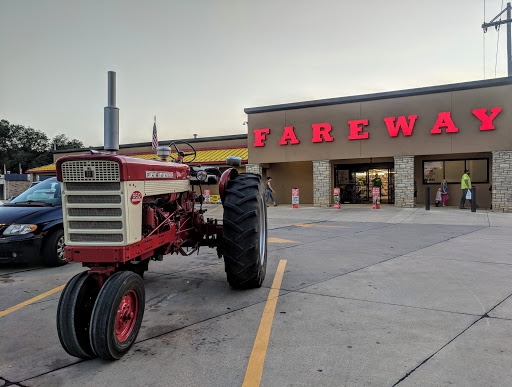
[{"xmin": 384, "ymin": 115, "xmax": 418, "ymax": 137}]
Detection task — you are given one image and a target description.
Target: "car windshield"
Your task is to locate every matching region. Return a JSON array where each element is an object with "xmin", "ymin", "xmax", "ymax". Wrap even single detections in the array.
[{"xmin": 11, "ymin": 178, "xmax": 62, "ymax": 206}]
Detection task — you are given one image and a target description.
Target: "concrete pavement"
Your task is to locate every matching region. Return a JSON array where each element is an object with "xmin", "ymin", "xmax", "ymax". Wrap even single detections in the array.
[{"xmin": 0, "ymin": 204, "xmax": 511, "ymax": 386}]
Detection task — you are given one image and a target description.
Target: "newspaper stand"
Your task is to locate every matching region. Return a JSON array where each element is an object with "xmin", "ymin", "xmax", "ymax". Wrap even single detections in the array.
[
  {"xmin": 204, "ymin": 189, "xmax": 211, "ymax": 204},
  {"xmin": 372, "ymin": 187, "xmax": 380, "ymax": 209},
  {"xmin": 334, "ymin": 188, "xmax": 341, "ymax": 209},
  {"xmin": 292, "ymin": 188, "xmax": 299, "ymax": 209}
]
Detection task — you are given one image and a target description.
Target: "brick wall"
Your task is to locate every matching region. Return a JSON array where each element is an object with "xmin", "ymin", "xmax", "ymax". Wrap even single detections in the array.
[
  {"xmin": 6, "ymin": 181, "xmax": 30, "ymax": 198},
  {"xmin": 313, "ymin": 160, "xmax": 331, "ymax": 207},
  {"xmin": 492, "ymin": 150, "xmax": 512, "ymax": 212},
  {"xmin": 394, "ymin": 155, "xmax": 415, "ymax": 208},
  {"xmin": 245, "ymin": 163, "xmax": 262, "ymax": 175}
]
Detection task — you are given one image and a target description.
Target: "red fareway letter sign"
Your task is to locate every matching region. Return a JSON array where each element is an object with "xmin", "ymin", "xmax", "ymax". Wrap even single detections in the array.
[
  {"xmin": 431, "ymin": 112, "xmax": 458, "ymax": 134},
  {"xmin": 253, "ymin": 129, "xmax": 270, "ymax": 147},
  {"xmin": 312, "ymin": 123, "xmax": 334, "ymax": 143},
  {"xmin": 384, "ymin": 115, "xmax": 417, "ymax": 137},
  {"xmin": 279, "ymin": 126, "xmax": 300, "ymax": 145},
  {"xmin": 348, "ymin": 119, "xmax": 369, "ymax": 140},
  {"xmin": 472, "ymin": 107, "xmax": 502, "ymax": 130}
]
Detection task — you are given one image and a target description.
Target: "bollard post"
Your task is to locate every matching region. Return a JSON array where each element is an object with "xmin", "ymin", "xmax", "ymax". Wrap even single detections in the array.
[
  {"xmin": 425, "ymin": 186, "xmax": 430, "ymax": 210},
  {"xmin": 471, "ymin": 187, "xmax": 477, "ymax": 212}
]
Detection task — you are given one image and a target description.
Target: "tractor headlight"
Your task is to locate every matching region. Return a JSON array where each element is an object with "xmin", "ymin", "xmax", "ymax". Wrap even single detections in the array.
[
  {"xmin": 197, "ymin": 170, "xmax": 208, "ymax": 182},
  {"xmin": 3, "ymin": 224, "xmax": 37, "ymax": 236}
]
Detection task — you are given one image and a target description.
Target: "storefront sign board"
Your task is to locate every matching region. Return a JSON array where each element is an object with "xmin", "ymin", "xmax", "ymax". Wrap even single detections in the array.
[
  {"xmin": 333, "ymin": 188, "xmax": 341, "ymax": 209},
  {"xmin": 372, "ymin": 187, "xmax": 380, "ymax": 209},
  {"xmin": 292, "ymin": 188, "xmax": 299, "ymax": 209}
]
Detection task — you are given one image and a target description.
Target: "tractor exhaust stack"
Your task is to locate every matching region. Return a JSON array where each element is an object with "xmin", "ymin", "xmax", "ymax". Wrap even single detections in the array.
[{"xmin": 104, "ymin": 71, "xmax": 119, "ymax": 153}]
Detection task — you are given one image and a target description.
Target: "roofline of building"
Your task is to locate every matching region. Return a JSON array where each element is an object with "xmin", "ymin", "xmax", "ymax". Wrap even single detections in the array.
[
  {"xmin": 244, "ymin": 77, "xmax": 512, "ymax": 114},
  {"xmin": 52, "ymin": 133, "xmax": 248, "ymax": 155},
  {"xmin": 26, "ymin": 159, "xmax": 249, "ymax": 174}
]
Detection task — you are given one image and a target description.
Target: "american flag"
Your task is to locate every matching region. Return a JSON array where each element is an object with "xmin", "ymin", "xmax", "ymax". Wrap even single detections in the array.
[{"xmin": 152, "ymin": 116, "xmax": 158, "ymax": 150}]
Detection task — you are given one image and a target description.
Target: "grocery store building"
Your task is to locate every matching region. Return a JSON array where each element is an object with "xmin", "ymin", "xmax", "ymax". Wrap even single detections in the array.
[{"xmin": 244, "ymin": 77, "xmax": 512, "ymax": 212}]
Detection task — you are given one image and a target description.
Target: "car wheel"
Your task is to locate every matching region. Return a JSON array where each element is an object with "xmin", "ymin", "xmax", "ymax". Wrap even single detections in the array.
[{"xmin": 43, "ymin": 229, "xmax": 67, "ymax": 267}]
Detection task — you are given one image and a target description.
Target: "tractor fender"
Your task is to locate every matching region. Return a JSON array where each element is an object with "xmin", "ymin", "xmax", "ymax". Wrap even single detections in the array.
[{"xmin": 219, "ymin": 168, "xmax": 239, "ymax": 203}]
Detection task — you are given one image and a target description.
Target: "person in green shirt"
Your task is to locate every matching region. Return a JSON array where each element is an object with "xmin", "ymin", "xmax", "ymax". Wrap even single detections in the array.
[
  {"xmin": 459, "ymin": 169, "xmax": 472, "ymax": 209},
  {"xmin": 372, "ymin": 174, "xmax": 382, "ymax": 199}
]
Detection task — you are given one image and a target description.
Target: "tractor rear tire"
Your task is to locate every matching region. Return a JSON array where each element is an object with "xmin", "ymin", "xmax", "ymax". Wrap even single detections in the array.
[
  {"xmin": 222, "ymin": 173, "xmax": 267, "ymax": 289},
  {"xmin": 89, "ymin": 271, "xmax": 145, "ymax": 360},
  {"xmin": 57, "ymin": 271, "xmax": 100, "ymax": 359}
]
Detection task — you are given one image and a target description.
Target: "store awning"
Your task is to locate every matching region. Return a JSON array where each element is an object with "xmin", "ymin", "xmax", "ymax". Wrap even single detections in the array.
[{"xmin": 26, "ymin": 146, "xmax": 248, "ymax": 174}]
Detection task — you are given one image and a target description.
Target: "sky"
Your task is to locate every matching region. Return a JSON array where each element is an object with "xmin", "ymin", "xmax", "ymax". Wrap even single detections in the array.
[{"xmin": 0, "ymin": 0, "xmax": 509, "ymax": 147}]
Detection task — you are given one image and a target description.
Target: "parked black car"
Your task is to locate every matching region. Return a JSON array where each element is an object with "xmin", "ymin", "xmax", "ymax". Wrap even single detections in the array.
[{"xmin": 0, "ymin": 177, "xmax": 65, "ymax": 266}]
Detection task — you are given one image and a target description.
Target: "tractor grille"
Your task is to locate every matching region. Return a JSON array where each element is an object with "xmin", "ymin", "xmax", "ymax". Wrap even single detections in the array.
[
  {"xmin": 69, "ymin": 221, "xmax": 123, "ymax": 230},
  {"xmin": 66, "ymin": 182, "xmax": 121, "ymax": 191},
  {"xmin": 62, "ymin": 160, "xmax": 126, "ymax": 245},
  {"xmin": 61, "ymin": 160, "xmax": 120, "ymax": 182},
  {"xmin": 67, "ymin": 195, "xmax": 122, "ymax": 204},
  {"xmin": 69, "ymin": 234, "xmax": 123, "ymax": 243},
  {"xmin": 68, "ymin": 208, "xmax": 122, "ymax": 217}
]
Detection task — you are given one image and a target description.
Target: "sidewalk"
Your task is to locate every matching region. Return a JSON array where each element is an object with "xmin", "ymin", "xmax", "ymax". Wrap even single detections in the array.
[{"xmin": 263, "ymin": 204, "xmax": 511, "ymax": 229}]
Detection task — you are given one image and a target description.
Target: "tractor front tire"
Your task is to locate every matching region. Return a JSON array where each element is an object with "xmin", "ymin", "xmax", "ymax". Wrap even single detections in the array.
[
  {"xmin": 89, "ymin": 271, "xmax": 145, "ymax": 360},
  {"xmin": 222, "ymin": 173, "xmax": 267, "ymax": 289},
  {"xmin": 57, "ymin": 271, "xmax": 100, "ymax": 359}
]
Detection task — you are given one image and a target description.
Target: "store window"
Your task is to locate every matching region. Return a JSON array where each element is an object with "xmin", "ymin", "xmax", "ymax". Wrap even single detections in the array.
[{"xmin": 422, "ymin": 158, "xmax": 489, "ymax": 184}]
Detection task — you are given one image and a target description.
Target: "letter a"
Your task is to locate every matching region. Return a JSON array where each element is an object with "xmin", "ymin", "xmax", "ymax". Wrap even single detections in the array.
[
  {"xmin": 384, "ymin": 115, "xmax": 417, "ymax": 137},
  {"xmin": 431, "ymin": 112, "xmax": 458, "ymax": 134},
  {"xmin": 279, "ymin": 126, "xmax": 300, "ymax": 145}
]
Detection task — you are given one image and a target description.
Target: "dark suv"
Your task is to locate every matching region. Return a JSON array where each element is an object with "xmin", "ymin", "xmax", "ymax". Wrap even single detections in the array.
[{"xmin": 0, "ymin": 177, "xmax": 65, "ymax": 266}]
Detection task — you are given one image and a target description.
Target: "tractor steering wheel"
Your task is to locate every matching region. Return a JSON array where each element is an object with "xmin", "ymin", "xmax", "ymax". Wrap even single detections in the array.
[{"xmin": 169, "ymin": 141, "xmax": 197, "ymax": 163}]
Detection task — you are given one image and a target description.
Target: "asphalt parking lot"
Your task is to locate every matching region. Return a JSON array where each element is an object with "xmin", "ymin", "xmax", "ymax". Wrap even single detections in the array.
[{"xmin": 1, "ymin": 204, "xmax": 512, "ymax": 387}]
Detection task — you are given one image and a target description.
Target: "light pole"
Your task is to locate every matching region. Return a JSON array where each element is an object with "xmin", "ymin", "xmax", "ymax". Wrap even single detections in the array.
[{"xmin": 482, "ymin": 2, "xmax": 512, "ymax": 77}]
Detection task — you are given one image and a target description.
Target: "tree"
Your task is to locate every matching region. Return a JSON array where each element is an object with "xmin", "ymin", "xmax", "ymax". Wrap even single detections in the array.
[
  {"xmin": 52, "ymin": 134, "xmax": 84, "ymax": 151},
  {"xmin": 0, "ymin": 120, "xmax": 84, "ymax": 174}
]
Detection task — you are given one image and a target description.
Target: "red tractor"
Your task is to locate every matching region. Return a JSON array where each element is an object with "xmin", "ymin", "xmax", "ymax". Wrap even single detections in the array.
[{"xmin": 55, "ymin": 142, "xmax": 267, "ymax": 360}]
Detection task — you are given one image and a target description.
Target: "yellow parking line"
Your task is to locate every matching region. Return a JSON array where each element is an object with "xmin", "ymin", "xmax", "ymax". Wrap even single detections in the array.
[
  {"xmin": 268, "ymin": 237, "xmax": 299, "ymax": 243},
  {"xmin": 207, "ymin": 204, "xmax": 222, "ymax": 215},
  {"xmin": 291, "ymin": 223, "xmax": 350, "ymax": 229},
  {"xmin": 0, "ymin": 284, "xmax": 65, "ymax": 318},
  {"xmin": 242, "ymin": 260, "xmax": 287, "ymax": 387}
]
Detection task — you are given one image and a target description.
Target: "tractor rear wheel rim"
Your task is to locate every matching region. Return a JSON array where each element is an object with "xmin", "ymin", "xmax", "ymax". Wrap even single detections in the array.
[
  {"xmin": 259, "ymin": 200, "xmax": 266, "ymax": 265},
  {"xmin": 115, "ymin": 290, "xmax": 138, "ymax": 342}
]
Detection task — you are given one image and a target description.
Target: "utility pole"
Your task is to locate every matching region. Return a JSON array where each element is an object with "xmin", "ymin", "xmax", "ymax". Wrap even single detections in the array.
[{"xmin": 482, "ymin": 2, "xmax": 512, "ymax": 77}]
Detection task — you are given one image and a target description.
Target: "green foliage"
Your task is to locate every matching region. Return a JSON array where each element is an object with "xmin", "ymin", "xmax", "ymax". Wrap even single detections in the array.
[{"xmin": 0, "ymin": 119, "xmax": 84, "ymax": 173}]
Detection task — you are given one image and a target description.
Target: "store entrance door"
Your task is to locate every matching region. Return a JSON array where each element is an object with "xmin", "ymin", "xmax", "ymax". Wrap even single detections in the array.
[{"xmin": 334, "ymin": 163, "xmax": 394, "ymax": 204}]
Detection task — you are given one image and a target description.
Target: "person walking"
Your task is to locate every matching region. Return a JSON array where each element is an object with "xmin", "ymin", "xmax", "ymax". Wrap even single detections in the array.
[
  {"xmin": 265, "ymin": 177, "xmax": 277, "ymax": 207},
  {"xmin": 459, "ymin": 169, "xmax": 472, "ymax": 209},
  {"xmin": 441, "ymin": 179, "xmax": 448, "ymax": 207}
]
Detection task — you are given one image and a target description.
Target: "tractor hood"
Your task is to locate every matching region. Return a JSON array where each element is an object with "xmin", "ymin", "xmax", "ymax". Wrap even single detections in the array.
[{"xmin": 55, "ymin": 154, "xmax": 191, "ymax": 182}]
